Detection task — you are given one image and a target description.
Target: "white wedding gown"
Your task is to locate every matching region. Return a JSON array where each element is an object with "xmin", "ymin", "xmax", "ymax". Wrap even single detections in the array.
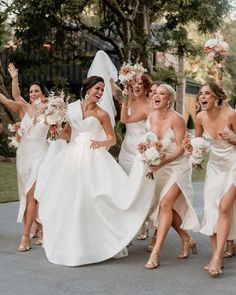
[
  {"xmin": 35, "ymin": 100, "xmax": 156, "ymax": 266},
  {"xmin": 16, "ymin": 112, "xmax": 48, "ymax": 222}
]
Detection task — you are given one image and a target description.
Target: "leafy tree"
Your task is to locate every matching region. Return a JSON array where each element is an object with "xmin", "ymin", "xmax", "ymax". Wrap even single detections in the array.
[{"xmin": 0, "ymin": 0, "xmax": 231, "ymax": 72}]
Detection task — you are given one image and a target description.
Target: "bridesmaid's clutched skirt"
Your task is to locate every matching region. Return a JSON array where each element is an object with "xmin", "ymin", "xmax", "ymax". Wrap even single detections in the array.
[
  {"xmin": 200, "ymin": 163, "xmax": 236, "ymax": 239},
  {"xmin": 148, "ymin": 156, "xmax": 199, "ymax": 232}
]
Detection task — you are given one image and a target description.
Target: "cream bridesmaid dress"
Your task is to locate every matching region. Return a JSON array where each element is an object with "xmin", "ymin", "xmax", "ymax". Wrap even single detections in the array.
[
  {"xmin": 16, "ymin": 113, "xmax": 48, "ymax": 222},
  {"xmin": 146, "ymin": 126, "xmax": 199, "ymax": 231},
  {"xmin": 118, "ymin": 109, "xmax": 147, "ymax": 175},
  {"xmin": 200, "ymin": 123, "xmax": 236, "ymax": 239}
]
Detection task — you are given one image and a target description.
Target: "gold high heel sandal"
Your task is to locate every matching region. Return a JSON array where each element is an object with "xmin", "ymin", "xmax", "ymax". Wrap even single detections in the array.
[
  {"xmin": 224, "ymin": 240, "xmax": 236, "ymax": 258},
  {"xmin": 178, "ymin": 237, "xmax": 197, "ymax": 258},
  {"xmin": 203, "ymin": 258, "xmax": 224, "ymax": 272},
  {"xmin": 34, "ymin": 229, "xmax": 43, "ymax": 246},
  {"xmin": 30, "ymin": 222, "xmax": 41, "ymax": 239},
  {"xmin": 137, "ymin": 221, "xmax": 149, "ymax": 240},
  {"xmin": 18, "ymin": 236, "xmax": 31, "ymax": 252},
  {"xmin": 147, "ymin": 230, "xmax": 157, "ymax": 252},
  {"xmin": 145, "ymin": 250, "xmax": 160, "ymax": 269},
  {"xmin": 208, "ymin": 256, "xmax": 223, "ymax": 278}
]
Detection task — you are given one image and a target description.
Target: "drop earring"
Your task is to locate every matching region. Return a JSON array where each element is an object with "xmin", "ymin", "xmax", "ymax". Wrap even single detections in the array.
[{"xmin": 85, "ymin": 93, "xmax": 89, "ymax": 101}]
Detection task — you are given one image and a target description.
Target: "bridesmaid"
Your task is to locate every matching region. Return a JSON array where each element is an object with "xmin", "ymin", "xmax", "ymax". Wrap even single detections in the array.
[
  {"xmin": 0, "ymin": 82, "xmax": 48, "ymax": 251},
  {"xmin": 118, "ymin": 74, "xmax": 152, "ymax": 240},
  {"xmin": 119, "ymin": 74, "xmax": 152, "ymax": 174},
  {"xmin": 145, "ymin": 84, "xmax": 199, "ymax": 269},
  {"xmin": 195, "ymin": 82, "xmax": 236, "ymax": 277},
  {"xmin": 8, "ymin": 63, "xmax": 46, "ymax": 242}
]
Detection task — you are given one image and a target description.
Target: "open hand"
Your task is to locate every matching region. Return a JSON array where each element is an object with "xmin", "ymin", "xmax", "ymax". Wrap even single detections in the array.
[
  {"xmin": 219, "ymin": 130, "xmax": 230, "ymax": 141},
  {"xmin": 8, "ymin": 63, "xmax": 18, "ymax": 79},
  {"xmin": 90, "ymin": 139, "xmax": 103, "ymax": 149}
]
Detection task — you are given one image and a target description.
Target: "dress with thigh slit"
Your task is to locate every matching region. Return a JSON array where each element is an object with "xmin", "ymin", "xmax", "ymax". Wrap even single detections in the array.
[
  {"xmin": 146, "ymin": 127, "xmax": 199, "ymax": 231},
  {"xmin": 200, "ymin": 126, "xmax": 236, "ymax": 239},
  {"xmin": 16, "ymin": 113, "xmax": 48, "ymax": 222}
]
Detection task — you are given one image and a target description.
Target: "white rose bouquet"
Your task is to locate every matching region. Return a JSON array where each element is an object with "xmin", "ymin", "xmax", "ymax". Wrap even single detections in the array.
[
  {"xmin": 183, "ymin": 134, "xmax": 210, "ymax": 170},
  {"xmin": 34, "ymin": 92, "xmax": 68, "ymax": 141},
  {"xmin": 204, "ymin": 34, "xmax": 229, "ymax": 65},
  {"xmin": 137, "ymin": 132, "xmax": 165, "ymax": 179},
  {"xmin": 118, "ymin": 62, "xmax": 147, "ymax": 103}
]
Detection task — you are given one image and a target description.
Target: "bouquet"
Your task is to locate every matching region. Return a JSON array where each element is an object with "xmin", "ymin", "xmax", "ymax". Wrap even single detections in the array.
[
  {"xmin": 183, "ymin": 134, "xmax": 209, "ymax": 170},
  {"xmin": 118, "ymin": 62, "xmax": 147, "ymax": 103},
  {"xmin": 137, "ymin": 132, "xmax": 165, "ymax": 179},
  {"xmin": 34, "ymin": 92, "xmax": 68, "ymax": 141},
  {"xmin": 204, "ymin": 34, "xmax": 229, "ymax": 65},
  {"xmin": 7, "ymin": 121, "xmax": 32, "ymax": 148}
]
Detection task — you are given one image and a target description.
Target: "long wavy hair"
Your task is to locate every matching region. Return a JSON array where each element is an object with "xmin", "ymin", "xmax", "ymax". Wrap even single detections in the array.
[{"xmin": 197, "ymin": 82, "xmax": 227, "ymax": 106}]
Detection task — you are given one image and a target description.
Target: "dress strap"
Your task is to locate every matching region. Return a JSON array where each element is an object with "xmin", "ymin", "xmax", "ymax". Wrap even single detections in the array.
[{"xmin": 225, "ymin": 108, "xmax": 233, "ymax": 128}]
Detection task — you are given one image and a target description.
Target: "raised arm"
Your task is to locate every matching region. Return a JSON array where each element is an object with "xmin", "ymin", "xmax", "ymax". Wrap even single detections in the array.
[
  {"xmin": 8, "ymin": 63, "xmax": 27, "ymax": 104},
  {"xmin": 0, "ymin": 93, "xmax": 25, "ymax": 115},
  {"xmin": 120, "ymin": 101, "xmax": 147, "ymax": 123},
  {"xmin": 110, "ymin": 79, "xmax": 123, "ymax": 102}
]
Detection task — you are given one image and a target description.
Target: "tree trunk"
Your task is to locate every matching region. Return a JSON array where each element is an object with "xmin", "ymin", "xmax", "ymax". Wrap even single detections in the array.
[
  {"xmin": 176, "ymin": 57, "xmax": 184, "ymax": 114},
  {"xmin": 134, "ymin": 5, "xmax": 153, "ymax": 72}
]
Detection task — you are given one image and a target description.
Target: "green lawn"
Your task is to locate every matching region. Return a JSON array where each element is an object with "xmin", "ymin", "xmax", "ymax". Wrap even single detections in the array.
[
  {"xmin": 0, "ymin": 161, "xmax": 18, "ymax": 203},
  {"xmin": 0, "ymin": 157, "xmax": 206, "ymax": 204}
]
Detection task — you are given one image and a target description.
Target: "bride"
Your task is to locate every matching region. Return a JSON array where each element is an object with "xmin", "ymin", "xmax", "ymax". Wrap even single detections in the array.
[{"xmin": 35, "ymin": 76, "xmax": 156, "ymax": 266}]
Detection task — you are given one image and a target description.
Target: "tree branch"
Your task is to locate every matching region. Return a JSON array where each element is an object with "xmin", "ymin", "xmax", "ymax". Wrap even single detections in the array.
[{"xmin": 62, "ymin": 22, "xmax": 124, "ymax": 61}]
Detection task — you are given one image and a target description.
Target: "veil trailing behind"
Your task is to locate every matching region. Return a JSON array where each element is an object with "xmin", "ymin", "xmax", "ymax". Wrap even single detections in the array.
[{"xmin": 87, "ymin": 50, "xmax": 118, "ymax": 127}]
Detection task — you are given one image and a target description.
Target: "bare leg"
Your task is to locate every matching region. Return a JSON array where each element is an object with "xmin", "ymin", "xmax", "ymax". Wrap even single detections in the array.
[
  {"xmin": 172, "ymin": 210, "xmax": 197, "ymax": 258},
  {"xmin": 209, "ymin": 185, "xmax": 236, "ymax": 276},
  {"xmin": 145, "ymin": 184, "xmax": 181, "ymax": 269},
  {"xmin": 210, "ymin": 234, "xmax": 217, "ymax": 254},
  {"xmin": 18, "ymin": 182, "xmax": 37, "ymax": 251},
  {"xmin": 224, "ymin": 240, "xmax": 236, "ymax": 258}
]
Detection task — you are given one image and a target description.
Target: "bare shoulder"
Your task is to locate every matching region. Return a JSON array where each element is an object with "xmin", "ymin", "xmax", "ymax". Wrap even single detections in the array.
[
  {"xmin": 229, "ymin": 108, "xmax": 236, "ymax": 119},
  {"xmin": 196, "ymin": 110, "xmax": 204, "ymax": 122},
  {"xmin": 171, "ymin": 110, "xmax": 185, "ymax": 125},
  {"xmin": 148, "ymin": 110, "xmax": 156, "ymax": 121},
  {"xmin": 97, "ymin": 106, "xmax": 110, "ymax": 123}
]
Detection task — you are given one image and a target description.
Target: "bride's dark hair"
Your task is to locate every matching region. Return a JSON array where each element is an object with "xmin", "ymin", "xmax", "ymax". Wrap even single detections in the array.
[
  {"xmin": 28, "ymin": 81, "xmax": 49, "ymax": 97},
  {"xmin": 80, "ymin": 76, "xmax": 104, "ymax": 99}
]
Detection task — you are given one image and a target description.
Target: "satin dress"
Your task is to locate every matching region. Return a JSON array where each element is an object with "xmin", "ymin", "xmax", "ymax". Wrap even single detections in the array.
[
  {"xmin": 146, "ymin": 127, "xmax": 199, "ymax": 231},
  {"xmin": 35, "ymin": 100, "xmax": 156, "ymax": 266},
  {"xmin": 200, "ymin": 126, "xmax": 236, "ymax": 239},
  {"xmin": 16, "ymin": 113, "xmax": 48, "ymax": 222},
  {"xmin": 118, "ymin": 109, "xmax": 147, "ymax": 175}
]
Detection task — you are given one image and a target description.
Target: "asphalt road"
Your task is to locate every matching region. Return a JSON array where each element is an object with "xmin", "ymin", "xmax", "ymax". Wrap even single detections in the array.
[{"xmin": 0, "ymin": 182, "xmax": 236, "ymax": 295}]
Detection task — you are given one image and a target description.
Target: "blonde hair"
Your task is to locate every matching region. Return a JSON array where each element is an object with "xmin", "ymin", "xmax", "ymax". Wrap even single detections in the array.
[{"xmin": 158, "ymin": 84, "xmax": 176, "ymax": 104}]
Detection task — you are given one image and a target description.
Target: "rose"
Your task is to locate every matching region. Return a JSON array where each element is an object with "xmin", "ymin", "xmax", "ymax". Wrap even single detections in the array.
[
  {"xmin": 137, "ymin": 143, "xmax": 147, "ymax": 154},
  {"xmin": 142, "ymin": 132, "xmax": 158, "ymax": 144},
  {"xmin": 144, "ymin": 147, "xmax": 161, "ymax": 165},
  {"xmin": 45, "ymin": 113, "xmax": 63, "ymax": 125}
]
